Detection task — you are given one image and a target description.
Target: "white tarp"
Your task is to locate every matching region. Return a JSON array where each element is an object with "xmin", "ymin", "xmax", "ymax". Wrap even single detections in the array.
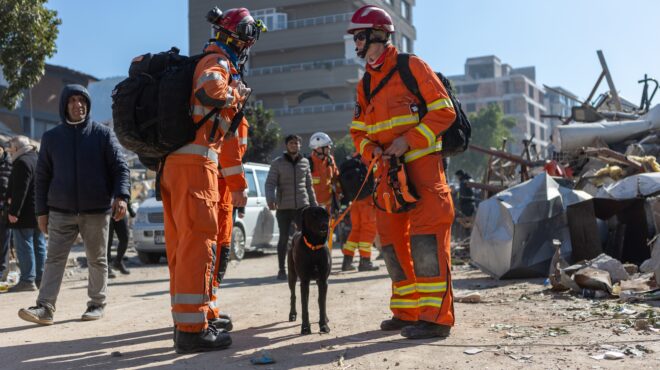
[{"xmin": 470, "ymin": 173, "xmax": 591, "ymax": 279}]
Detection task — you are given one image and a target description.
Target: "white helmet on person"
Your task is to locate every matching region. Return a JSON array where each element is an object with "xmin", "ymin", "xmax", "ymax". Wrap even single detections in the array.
[{"xmin": 309, "ymin": 132, "xmax": 333, "ymax": 150}]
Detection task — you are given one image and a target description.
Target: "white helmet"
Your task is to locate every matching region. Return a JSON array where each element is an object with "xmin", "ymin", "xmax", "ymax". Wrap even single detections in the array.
[{"xmin": 309, "ymin": 132, "xmax": 333, "ymax": 150}]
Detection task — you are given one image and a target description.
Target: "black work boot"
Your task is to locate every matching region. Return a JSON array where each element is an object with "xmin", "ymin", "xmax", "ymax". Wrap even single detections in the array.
[
  {"xmin": 209, "ymin": 317, "xmax": 233, "ymax": 332},
  {"xmin": 358, "ymin": 257, "xmax": 379, "ymax": 271},
  {"xmin": 108, "ymin": 267, "xmax": 117, "ymax": 279},
  {"xmin": 18, "ymin": 303, "xmax": 54, "ymax": 325},
  {"xmin": 112, "ymin": 259, "xmax": 130, "ymax": 275},
  {"xmin": 401, "ymin": 320, "xmax": 451, "ymax": 339},
  {"xmin": 175, "ymin": 326, "xmax": 232, "ymax": 354},
  {"xmin": 341, "ymin": 255, "xmax": 355, "ymax": 271},
  {"xmin": 380, "ymin": 317, "xmax": 416, "ymax": 331}
]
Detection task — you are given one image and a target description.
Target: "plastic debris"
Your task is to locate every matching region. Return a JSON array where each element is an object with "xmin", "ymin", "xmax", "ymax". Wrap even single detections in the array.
[
  {"xmin": 463, "ymin": 348, "xmax": 483, "ymax": 355},
  {"xmin": 455, "ymin": 291, "xmax": 481, "ymax": 303},
  {"xmin": 250, "ymin": 349, "xmax": 275, "ymax": 365}
]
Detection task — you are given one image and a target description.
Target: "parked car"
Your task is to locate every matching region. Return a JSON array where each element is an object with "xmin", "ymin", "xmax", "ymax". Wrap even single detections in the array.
[{"xmin": 132, "ymin": 162, "xmax": 280, "ymax": 264}]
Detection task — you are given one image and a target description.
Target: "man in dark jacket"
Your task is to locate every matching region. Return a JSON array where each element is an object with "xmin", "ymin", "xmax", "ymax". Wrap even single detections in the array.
[
  {"xmin": 0, "ymin": 143, "xmax": 12, "ymax": 281},
  {"xmin": 18, "ymin": 84, "xmax": 130, "ymax": 326},
  {"xmin": 6, "ymin": 136, "xmax": 45, "ymax": 292},
  {"xmin": 265, "ymin": 134, "xmax": 317, "ymax": 280}
]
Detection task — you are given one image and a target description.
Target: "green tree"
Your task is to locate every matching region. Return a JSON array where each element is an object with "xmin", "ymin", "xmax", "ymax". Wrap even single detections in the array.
[
  {"xmin": 332, "ymin": 134, "xmax": 355, "ymax": 167},
  {"xmin": 243, "ymin": 105, "xmax": 281, "ymax": 164},
  {"xmin": 448, "ymin": 103, "xmax": 516, "ymax": 179},
  {"xmin": 0, "ymin": 0, "xmax": 61, "ymax": 109}
]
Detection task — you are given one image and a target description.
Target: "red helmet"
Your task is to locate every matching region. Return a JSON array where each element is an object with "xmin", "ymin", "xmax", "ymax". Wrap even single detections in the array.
[
  {"xmin": 347, "ymin": 5, "xmax": 395, "ymax": 34},
  {"xmin": 207, "ymin": 7, "xmax": 266, "ymax": 49}
]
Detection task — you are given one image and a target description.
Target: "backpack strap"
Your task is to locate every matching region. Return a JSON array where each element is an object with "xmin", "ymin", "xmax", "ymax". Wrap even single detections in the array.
[
  {"xmin": 362, "ymin": 65, "xmax": 399, "ymax": 103},
  {"xmin": 397, "ymin": 53, "xmax": 428, "ymax": 120}
]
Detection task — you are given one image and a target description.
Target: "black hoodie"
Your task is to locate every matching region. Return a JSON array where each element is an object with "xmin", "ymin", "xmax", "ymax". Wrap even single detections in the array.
[{"xmin": 35, "ymin": 84, "xmax": 130, "ymax": 215}]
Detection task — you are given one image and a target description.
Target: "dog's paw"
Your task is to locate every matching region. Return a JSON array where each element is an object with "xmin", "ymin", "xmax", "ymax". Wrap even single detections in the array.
[
  {"xmin": 289, "ymin": 313, "xmax": 297, "ymax": 322},
  {"xmin": 301, "ymin": 325, "xmax": 312, "ymax": 335},
  {"xmin": 319, "ymin": 324, "xmax": 330, "ymax": 333}
]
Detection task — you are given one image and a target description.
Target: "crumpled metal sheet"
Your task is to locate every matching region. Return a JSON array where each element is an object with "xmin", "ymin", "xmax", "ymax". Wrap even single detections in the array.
[
  {"xmin": 470, "ymin": 173, "xmax": 592, "ymax": 279},
  {"xmin": 595, "ymin": 173, "xmax": 660, "ymax": 199}
]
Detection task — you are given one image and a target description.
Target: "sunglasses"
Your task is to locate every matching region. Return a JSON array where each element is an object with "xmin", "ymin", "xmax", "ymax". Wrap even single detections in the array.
[{"xmin": 353, "ymin": 32, "xmax": 368, "ymax": 42}]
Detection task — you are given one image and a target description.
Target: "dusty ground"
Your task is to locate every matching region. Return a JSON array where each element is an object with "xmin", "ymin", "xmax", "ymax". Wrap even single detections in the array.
[{"xmin": 1, "ymin": 245, "xmax": 659, "ymax": 370}]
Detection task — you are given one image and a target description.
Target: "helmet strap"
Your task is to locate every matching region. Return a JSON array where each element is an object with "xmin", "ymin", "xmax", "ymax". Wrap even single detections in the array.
[{"xmin": 357, "ymin": 29, "xmax": 389, "ymax": 59}]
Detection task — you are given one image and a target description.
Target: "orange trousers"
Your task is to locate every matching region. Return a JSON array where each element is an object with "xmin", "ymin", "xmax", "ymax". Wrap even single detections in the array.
[
  {"xmin": 376, "ymin": 154, "xmax": 455, "ymax": 326},
  {"xmin": 161, "ymin": 154, "xmax": 219, "ymax": 333},
  {"xmin": 208, "ymin": 178, "xmax": 233, "ymax": 320},
  {"xmin": 342, "ymin": 198, "xmax": 377, "ymax": 258}
]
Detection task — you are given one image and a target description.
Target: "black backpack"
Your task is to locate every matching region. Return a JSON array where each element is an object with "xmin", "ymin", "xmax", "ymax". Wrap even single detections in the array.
[
  {"xmin": 111, "ymin": 47, "xmax": 219, "ymax": 171},
  {"xmin": 338, "ymin": 156, "xmax": 374, "ymax": 201},
  {"xmin": 362, "ymin": 53, "xmax": 471, "ymax": 157}
]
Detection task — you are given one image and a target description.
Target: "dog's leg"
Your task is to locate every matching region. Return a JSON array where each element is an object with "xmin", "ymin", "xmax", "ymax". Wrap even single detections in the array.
[
  {"xmin": 300, "ymin": 279, "xmax": 311, "ymax": 335},
  {"xmin": 287, "ymin": 249, "xmax": 297, "ymax": 322},
  {"xmin": 317, "ymin": 278, "xmax": 330, "ymax": 333}
]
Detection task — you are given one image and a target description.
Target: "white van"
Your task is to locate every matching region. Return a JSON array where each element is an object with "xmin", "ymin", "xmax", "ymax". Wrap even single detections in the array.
[{"xmin": 132, "ymin": 162, "xmax": 279, "ymax": 264}]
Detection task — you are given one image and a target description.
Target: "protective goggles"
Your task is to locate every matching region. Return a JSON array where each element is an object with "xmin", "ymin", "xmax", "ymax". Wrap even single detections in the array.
[{"xmin": 353, "ymin": 31, "xmax": 368, "ymax": 42}]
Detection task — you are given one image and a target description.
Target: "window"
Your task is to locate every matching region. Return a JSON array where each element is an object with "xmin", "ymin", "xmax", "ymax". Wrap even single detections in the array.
[
  {"xmin": 245, "ymin": 169, "xmax": 258, "ymax": 197},
  {"xmin": 466, "ymin": 103, "xmax": 476, "ymax": 112},
  {"xmin": 528, "ymin": 103, "xmax": 535, "ymax": 118},
  {"xmin": 383, "ymin": 0, "xmax": 393, "ymax": 6},
  {"xmin": 528, "ymin": 84, "xmax": 534, "ymax": 98},
  {"xmin": 256, "ymin": 170, "xmax": 268, "ymax": 198},
  {"xmin": 503, "ymin": 81, "xmax": 511, "ymax": 94},
  {"xmin": 401, "ymin": 1, "xmax": 410, "ymax": 20},
  {"xmin": 503, "ymin": 100, "xmax": 511, "ymax": 114},
  {"xmin": 401, "ymin": 35, "xmax": 411, "ymax": 53},
  {"xmin": 253, "ymin": 8, "xmax": 287, "ymax": 31}
]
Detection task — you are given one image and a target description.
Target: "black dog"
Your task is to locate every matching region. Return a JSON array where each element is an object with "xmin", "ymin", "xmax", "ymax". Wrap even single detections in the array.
[{"xmin": 287, "ymin": 206, "xmax": 331, "ymax": 335}]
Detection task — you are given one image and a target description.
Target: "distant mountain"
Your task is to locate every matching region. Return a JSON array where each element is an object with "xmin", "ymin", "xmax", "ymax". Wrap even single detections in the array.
[{"xmin": 88, "ymin": 76, "xmax": 125, "ymax": 124}]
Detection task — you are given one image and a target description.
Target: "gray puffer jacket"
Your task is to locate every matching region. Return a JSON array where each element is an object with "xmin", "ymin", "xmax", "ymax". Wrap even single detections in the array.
[{"xmin": 266, "ymin": 153, "xmax": 317, "ymax": 210}]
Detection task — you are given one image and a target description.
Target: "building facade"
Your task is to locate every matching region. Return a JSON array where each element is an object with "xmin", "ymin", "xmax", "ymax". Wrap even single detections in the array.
[
  {"xmin": 188, "ymin": 0, "xmax": 416, "ymax": 144},
  {"xmin": 543, "ymin": 86, "xmax": 580, "ymax": 136},
  {"xmin": 448, "ymin": 55, "xmax": 548, "ymax": 153},
  {"xmin": 0, "ymin": 64, "xmax": 97, "ymax": 140}
]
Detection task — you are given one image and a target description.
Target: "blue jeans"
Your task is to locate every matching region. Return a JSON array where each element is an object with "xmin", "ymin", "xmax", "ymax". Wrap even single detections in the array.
[
  {"xmin": 14, "ymin": 227, "xmax": 46, "ymax": 283},
  {"xmin": 0, "ymin": 222, "xmax": 11, "ymax": 276}
]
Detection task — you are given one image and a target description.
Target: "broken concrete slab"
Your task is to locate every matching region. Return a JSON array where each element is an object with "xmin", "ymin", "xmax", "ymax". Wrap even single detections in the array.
[{"xmin": 573, "ymin": 267, "xmax": 613, "ymax": 292}]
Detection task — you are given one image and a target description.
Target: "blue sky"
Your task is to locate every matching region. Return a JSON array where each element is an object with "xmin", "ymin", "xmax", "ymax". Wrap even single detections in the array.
[{"xmin": 47, "ymin": 0, "xmax": 659, "ymax": 105}]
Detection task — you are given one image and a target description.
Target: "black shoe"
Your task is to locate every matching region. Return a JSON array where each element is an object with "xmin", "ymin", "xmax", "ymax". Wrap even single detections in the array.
[
  {"xmin": 18, "ymin": 304, "xmax": 54, "ymax": 325},
  {"xmin": 219, "ymin": 312, "xmax": 231, "ymax": 321},
  {"xmin": 175, "ymin": 326, "xmax": 232, "ymax": 354},
  {"xmin": 8, "ymin": 281, "xmax": 38, "ymax": 292},
  {"xmin": 108, "ymin": 268, "xmax": 117, "ymax": 279},
  {"xmin": 277, "ymin": 270, "xmax": 287, "ymax": 280},
  {"xmin": 380, "ymin": 317, "xmax": 416, "ymax": 331},
  {"xmin": 112, "ymin": 260, "xmax": 130, "ymax": 275},
  {"xmin": 358, "ymin": 258, "xmax": 379, "ymax": 271},
  {"xmin": 81, "ymin": 305, "xmax": 105, "ymax": 321},
  {"xmin": 401, "ymin": 321, "xmax": 451, "ymax": 339},
  {"xmin": 341, "ymin": 255, "xmax": 355, "ymax": 271},
  {"xmin": 209, "ymin": 317, "xmax": 233, "ymax": 332}
]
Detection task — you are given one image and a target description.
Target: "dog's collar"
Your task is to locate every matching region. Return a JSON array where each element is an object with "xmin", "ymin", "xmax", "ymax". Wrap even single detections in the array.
[{"xmin": 303, "ymin": 236, "xmax": 325, "ymax": 250}]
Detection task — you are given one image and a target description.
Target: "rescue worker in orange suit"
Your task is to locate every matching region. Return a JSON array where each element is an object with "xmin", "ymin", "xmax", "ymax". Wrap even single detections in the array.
[
  {"xmin": 341, "ymin": 154, "xmax": 379, "ymax": 272},
  {"xmin": 308, "ymin": 132, "xmax": 340, "ymax": 213},
  {"xmin": 160, "ymin": 6, "xmax": 265, "ymax": 353},
  {"xmin": 347, "ymin": 5, "xmax": 456, "ymax": 339}
]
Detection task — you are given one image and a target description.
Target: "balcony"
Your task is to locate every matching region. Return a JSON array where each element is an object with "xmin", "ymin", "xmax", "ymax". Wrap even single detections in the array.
[
  {"xmin": 248, "ymin": 62, "xmax": 363, "ymax": 94},
  {"xmin": 251, "ymin": 20, "xmax": 348, "ymax": 52},
  {"xmin": 248, "ymin": 58, "xmax": 361, "ymax": 76},
  {"xmin": 272, "ymin": 102, "xmax": 354, "ymax": 117}
]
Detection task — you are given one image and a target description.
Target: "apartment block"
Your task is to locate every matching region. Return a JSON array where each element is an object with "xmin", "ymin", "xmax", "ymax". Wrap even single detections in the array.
[
  {"xmin": 544, "ymin": 86, "xmax": 580, "ymax": 136},
  {"xmin": 188, "ymin": 0, "xmax": 416, "ymax": 144},
  {"xmin": 448, "ymin": 55, "xmax": 548, "ymax": 152}
]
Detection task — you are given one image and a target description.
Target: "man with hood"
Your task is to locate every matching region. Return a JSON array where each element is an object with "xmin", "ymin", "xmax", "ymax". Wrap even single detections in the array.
[{"xmin": 17, "ymin": 84, "xmax": 130, "ymax": 325}]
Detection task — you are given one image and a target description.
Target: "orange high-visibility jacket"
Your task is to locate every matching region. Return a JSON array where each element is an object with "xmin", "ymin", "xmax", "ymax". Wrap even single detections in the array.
[
  {"xmin": 350, "ymin": 45, "xmax": 456, "ymax": 165},
  {"xmin": 310, "ymin": 152, "xmax": 339, "ymax": 205},
  {"xmin": 190, "ymin": 43, "xmax": 248, "ymax": 192}
]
